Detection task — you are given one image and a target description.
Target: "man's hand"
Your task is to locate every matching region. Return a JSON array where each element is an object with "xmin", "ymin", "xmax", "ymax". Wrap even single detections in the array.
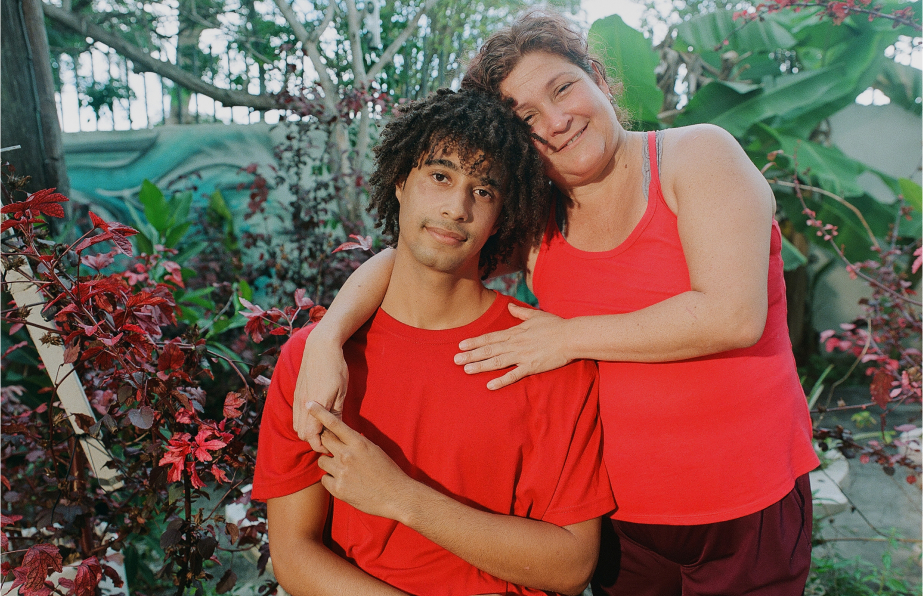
[
  {"xmin": 308, "ymin": 403, "xmax": 416, "ymax": 522},
  {"xmin": 293, "ymin": 336, "xmax": 350, "ymax": 452}
]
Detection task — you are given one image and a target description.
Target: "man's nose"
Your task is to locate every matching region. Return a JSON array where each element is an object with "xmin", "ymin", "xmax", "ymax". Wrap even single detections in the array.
[{"xmin": 441, "ymin": 188, "xmax": 471, "ymax": 221}]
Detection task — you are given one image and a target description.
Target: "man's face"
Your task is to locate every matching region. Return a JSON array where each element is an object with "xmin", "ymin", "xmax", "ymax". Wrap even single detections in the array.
[{"xmin": 394, "ymin": 147, "xmax": 504, "ymax": 277}]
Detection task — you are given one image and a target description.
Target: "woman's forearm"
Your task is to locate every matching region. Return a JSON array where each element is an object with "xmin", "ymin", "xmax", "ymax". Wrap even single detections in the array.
[
  {"xmin": 310, "ymin": 247, "xmax": 396, "ymax": 345},
  {"xmin": 563, "ymin": 287, "xmax": 767, "ymax": 364}
]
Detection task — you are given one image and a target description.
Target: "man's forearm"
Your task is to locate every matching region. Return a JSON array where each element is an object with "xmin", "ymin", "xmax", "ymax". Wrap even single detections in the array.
[
  {"xmin": 272, "ymin": 540, "xmax": 407, "ymax": 596},
  {"xmin": 268, "ymin": 485, "xmax": 407, "ymax": 596},
  {"xmin": 398, "ymin": 482, "xmax": 599, "ymax": 596}
]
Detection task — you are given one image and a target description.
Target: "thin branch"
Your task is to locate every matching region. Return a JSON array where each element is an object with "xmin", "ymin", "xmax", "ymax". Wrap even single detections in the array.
[
  {"xmin": 270, "ymin": 0, "xmax": 339, "ymax": 112},
  {"xmin": 343, "ymin": 0, "xmax": 368, "ymax": 83},
  {"xmin": 771, "ymin": 179, "xmax": 880, "ymax": 251},
  {"xmin": 365, "ymin": 0, "xmax": 440, "ymax": 83},
  {"xmin": 42, "ymin": 3, "xmax": 282, "ymax": 111}
]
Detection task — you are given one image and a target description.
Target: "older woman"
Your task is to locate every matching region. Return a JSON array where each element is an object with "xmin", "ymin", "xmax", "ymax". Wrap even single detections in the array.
[{"xmin": 290, "ymin": 10, "xmax": 818, "ymax": 596}]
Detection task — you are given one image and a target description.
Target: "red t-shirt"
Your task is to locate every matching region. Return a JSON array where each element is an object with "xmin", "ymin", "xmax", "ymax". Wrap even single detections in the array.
[
  {"xmin": 531, "ymin": 131, "xmax": 819, "ymax": 525},
  {"xmin": 253, "ymin": 292, "xmax": 614, "ymax": 596}
]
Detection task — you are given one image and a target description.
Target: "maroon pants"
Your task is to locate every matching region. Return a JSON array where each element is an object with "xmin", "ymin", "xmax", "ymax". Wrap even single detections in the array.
[{"xmin": 591, "ymin": 473, "xmax": 813, "ymax": 596}]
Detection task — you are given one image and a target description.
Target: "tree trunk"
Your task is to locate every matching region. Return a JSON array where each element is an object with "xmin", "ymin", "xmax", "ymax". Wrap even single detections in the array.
[{"xmin": 1, "ymin": 0, "xmax": 71, "ymax": 197}]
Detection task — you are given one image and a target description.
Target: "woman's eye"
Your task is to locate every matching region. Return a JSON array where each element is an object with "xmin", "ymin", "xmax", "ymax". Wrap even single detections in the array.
[
  {"xmin": 475, "ymin": 189, "xmax": 494, "ymax": 200},
  {"xmin": 557, "ymin": 82, "xmax": 572, "ymax": 95}
]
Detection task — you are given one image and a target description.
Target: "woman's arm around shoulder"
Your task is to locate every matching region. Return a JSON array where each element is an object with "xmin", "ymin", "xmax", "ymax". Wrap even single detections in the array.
[{"xmin": 293, "ymin": 248, "xmax": 396, "ymax": 450}]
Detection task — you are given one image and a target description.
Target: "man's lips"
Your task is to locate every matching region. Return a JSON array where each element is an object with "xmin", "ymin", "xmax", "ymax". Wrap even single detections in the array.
[{"xmin": 425, "ymin": 225, "xmax": 467, "ymax": 244}]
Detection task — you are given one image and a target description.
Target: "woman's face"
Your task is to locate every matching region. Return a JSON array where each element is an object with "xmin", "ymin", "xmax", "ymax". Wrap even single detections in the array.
[{"xmin": 499, "ymin": 51, "xmax": 619, "ymax": 191}]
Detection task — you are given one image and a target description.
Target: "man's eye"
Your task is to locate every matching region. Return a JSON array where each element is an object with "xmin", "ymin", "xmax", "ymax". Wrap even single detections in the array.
[
  {"xmin": 432, "ymin": 172, "xmax": 448, "ymax": 182},
  {"xmin": 522, "ymin": 114, "xmax": 535, "ymax": 125},
  {"xmin": 557, "ymin": 82, "xmax": 572, "ymax": 95}
]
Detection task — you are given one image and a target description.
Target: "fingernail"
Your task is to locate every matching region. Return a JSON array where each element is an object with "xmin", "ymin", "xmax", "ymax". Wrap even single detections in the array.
[
  {"xmin": 487, "ymin": 381, "xmax": 499, "ymax": 390},
  {"xmin": 464, "ymin": 364, "xmax": 475, "ymax": 373},
  {"xmin": 454, "ymin": 354, "xmax": 464, "ymax": 364}
]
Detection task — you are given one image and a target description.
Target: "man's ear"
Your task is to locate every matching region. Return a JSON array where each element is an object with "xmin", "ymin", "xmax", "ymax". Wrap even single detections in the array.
[{"xmin": 394, "ymin": 179, "xmax": 405, "ymax": 203}]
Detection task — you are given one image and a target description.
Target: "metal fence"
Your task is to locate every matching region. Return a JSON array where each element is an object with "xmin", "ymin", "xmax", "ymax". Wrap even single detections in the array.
[{"xmin": 52, "ymin": 42, "xmax": 290, "ymax": 133}]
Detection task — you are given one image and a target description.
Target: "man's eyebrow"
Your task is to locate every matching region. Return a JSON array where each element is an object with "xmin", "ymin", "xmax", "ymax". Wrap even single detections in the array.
[
  {"xmin": 480, "ymin": 174, "xmax": 500, "ymax": 189},
  {"xmin": 423, "ymin": 158, "xmax": 460, "ymax": 171}
]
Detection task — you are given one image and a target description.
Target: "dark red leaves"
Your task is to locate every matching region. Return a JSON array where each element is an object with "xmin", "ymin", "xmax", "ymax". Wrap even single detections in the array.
[
  {"xmin": 158, "ymin": 341, "xmax": 186, "ymax": 371},
  {"xmin": 1, "ymin": 188, "xmax": 68, "ymax": 218},
  {"xmin": 74, "ymin": 212, "xmax": 139, "ymax": 256},
  {"xmin": 223, "ymin": 392, "xmax": 245, "ymax": 419},
  {"xmin": 293, "ymin": 288, "xmax": 314, "ymax": 309},
  {"xmin": 57, "ymin": 557, "xmax": 102, "ymax": 596},
  {"xmin": 870, "ymin": 369, "xmax": 894, "ymax": 409},
  {"xmin": 309, "ymin": 305, "xmax": 327, "ymax": 323},
  {"xmin": 10, "ymin": 544, "xmax": 63, "ymax": 596}
]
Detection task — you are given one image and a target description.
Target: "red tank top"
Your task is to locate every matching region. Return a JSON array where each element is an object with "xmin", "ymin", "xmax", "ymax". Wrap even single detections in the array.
[{"xmin": 532, "ymin": 131, "xmax": 819, "ymax": 524}]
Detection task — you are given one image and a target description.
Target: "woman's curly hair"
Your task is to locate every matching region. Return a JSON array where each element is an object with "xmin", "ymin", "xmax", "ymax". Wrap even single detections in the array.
[{"xmin": 368, "ymin": 88, "xmax": 550, "ymax": 278}]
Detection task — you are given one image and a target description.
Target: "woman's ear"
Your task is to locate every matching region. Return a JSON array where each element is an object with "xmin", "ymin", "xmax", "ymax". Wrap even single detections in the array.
[{"xmin": 591, "ymin": 62, "xmax": 611, "ymax": 95}]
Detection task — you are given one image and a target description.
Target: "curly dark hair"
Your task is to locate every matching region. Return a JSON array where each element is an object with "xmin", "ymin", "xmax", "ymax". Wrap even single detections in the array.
[{"xmin": 368, "ymin": 88, "xmax": 549, "ymax": 278}]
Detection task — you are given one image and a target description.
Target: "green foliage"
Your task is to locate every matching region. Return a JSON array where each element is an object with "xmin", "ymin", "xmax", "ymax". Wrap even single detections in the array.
[
  {"xmin": 807, "ymin": 546, "xmax": 921, "ymax": 596},
  {"xmin": 589, "ymin": 15, "xmax": 664, "ymax": 129}
]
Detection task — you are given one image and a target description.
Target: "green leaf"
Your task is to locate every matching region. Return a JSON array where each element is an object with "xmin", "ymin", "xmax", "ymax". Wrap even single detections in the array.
[
  {"xmin": 877, "ymin": 60, "xmax": 923, "ymax": 114},
  {"xmin": 133, "ymin": 231, "xmax": 155, "ymax": 256},
  {"xmin": 237, "ymin": 279, "xmax": 253, "ymax": 302},
  {"xmin": 772, "ymin": 135, "xmax": 866, "ymax": 198},
  {"xmin": 589, "ymin": 14, "xmax": 664, "ymax": 126},
  {"xmin": 675, "ymin": 10, "xmax": 797, "ymax": 55},
  {"xmin": 781, "ymin": 235, "xmax": 808, "ymax": 271},
  {"xmin": 138, "ymin": 179, "xmax": 170, "ymax": 234},
  {"xmin": 164, "ymin": 222, "xmax": 192, "ymax": 249},
  {"xmin": 169, "ymin": 191, "xmax": 193, "ymax": 228},
  {"xmin": 898, "ymin": 178, "xmax": 922, "ymax": 212},
  {"xmin": 208, "ymin": 190, "xmax": 233, "ymax": 221},
  {"xmin": 674, "ymin": 80, "xmax": 760, "ymax": 127}
]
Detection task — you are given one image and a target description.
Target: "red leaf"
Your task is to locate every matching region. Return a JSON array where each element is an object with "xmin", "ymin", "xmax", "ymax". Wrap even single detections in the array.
[
  {"xmin": 63, "ymin": 343, "xmax": 80, "ymax": 364},
  {"xmin": 870, "ymin": 369, "xmax": 893, "ymax": 409},
  {"xmin": 158, "ymin": 342, "xmax": 185, "ymax": 371},
  {"xmin": 293, "ymin": 288, "xmax": 314, "ymax": 309},
  {"xmin": 89, "ymin": 211, "xmax": 107, "ymax": 231},
  {"xmin": 10, "ymin": 544, "xmax": 63, "ymax": 596},
  {"xmin": 270, "ymin": 326, "xmax": 289, "ymax": 336},
  {"xmin": 109, "ymin": 233, "xmax": 134, "ymax": 257},
  {"xmin": 332, "ymin": 234, "xmax": 373, "ymax": 254},
  {"xmin": 309, "ymin": 305, "xmax": 327, "ymax": 323},
  {"xmin": 223, "ymin": 392, "xmax": 245, "ymax": 419},
  {"xmin": 58, "ymin": 556, "xmax": 102, "ymax": 596},
  {"xmin": 127, "ymin": 291, "xmax": 168, "ymax": 309}
]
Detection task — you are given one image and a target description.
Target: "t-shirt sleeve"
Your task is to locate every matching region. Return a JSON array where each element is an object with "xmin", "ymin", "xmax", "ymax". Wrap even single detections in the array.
[
  {"xmin": 523, "ymin": 360, "xmax": 615, "ymax": 527},
  {"xmin": 251, "ymin": 326, "xmax": 325, "ymax": 501}
]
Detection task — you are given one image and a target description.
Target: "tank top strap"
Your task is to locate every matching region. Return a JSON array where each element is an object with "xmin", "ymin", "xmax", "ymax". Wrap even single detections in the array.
[{"xmin": 644, "ymin": 130, "xmax": 665, "ymax": 204}]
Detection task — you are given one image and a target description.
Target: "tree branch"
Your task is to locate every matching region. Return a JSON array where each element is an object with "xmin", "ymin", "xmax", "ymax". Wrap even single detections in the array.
[
  {"xmin": 269, "ymin": 0, "xmax": 339, "ymax": 112},
  {"xmin": 42, "ymin": 2, "xmax": 282, "ymax": 110},
  {"xmin": 365, "ymin": 0, "xmax": 439, "ymax": 83},
  {"xmin": 343, "ymin": 0, "xmax": 368, "ymax": 83}
]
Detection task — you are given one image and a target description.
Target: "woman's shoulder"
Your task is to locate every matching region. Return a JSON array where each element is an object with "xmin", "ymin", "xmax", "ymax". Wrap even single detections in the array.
[
  {"xmin": 660, "ymin": 124, "xmax": 752, "ymax": 179},
  {"xmin": 662, "ymin": 124, "xmax": 740, "ymax": 157}
]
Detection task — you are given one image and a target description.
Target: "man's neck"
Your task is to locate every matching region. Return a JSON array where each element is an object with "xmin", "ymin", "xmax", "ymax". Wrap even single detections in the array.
[{"xmin": 380, "ymin": 251, "xmax": 496, "ymax": 331}]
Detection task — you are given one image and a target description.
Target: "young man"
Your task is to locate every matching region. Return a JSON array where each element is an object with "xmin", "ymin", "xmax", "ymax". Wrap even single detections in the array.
[{"xmin": 252, "ymin": 89, "xmax": 614, "ymax": 596}]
